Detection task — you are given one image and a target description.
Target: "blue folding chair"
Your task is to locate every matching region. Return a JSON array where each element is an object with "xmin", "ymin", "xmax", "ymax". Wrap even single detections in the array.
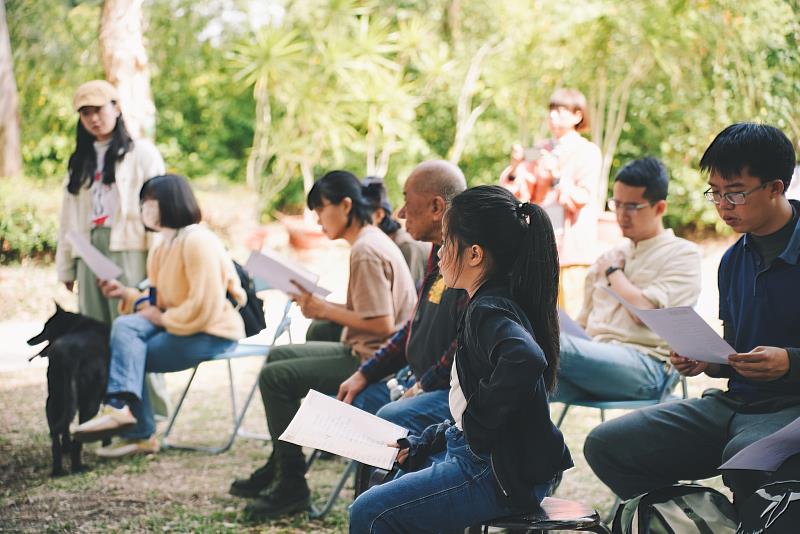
[
  {"xmin": 554, "ymin": 371, "xmax": 688, "ymax": 522},
  {"xmin": 161, "ymin": 287, "xmax": 293, "ymax": 454},
  {"xmin": 555, "ymin": 372, "xmax": 687, "ymax": 427},
  {"xmin": 305, "ymin": 450, "xmax": 357, "ymax": 519}
]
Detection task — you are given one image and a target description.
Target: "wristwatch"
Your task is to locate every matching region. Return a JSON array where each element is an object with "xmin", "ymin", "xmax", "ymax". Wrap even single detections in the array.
[{"xmin": 605, "ymin": 265, "xmax": 622, "ymax": 282}]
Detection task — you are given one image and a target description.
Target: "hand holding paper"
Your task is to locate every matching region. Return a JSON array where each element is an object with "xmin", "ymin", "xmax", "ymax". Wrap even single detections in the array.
[
  {"xmin": 290, "ymin": 281, "xmax": 330, "ymax": 320},
  {"xmin": 558, "ymin": 308, "xmax": 591, "ymax": 340},
  {"xmin": 603, "ymin": 287, "xmax": 732, "ymax": 365},
  {"xmin": 279, "ymin": 390, "xmax": 408, "ymax": 470},
  {"xmin": 244, "ymin": 250, "xmax": 330, "ymax": 298}
]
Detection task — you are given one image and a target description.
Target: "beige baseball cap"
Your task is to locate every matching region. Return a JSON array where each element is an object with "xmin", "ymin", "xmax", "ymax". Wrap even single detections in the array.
[{"xmin": 73, "ymin": 80, "xmax": 119, "ymax": 111}]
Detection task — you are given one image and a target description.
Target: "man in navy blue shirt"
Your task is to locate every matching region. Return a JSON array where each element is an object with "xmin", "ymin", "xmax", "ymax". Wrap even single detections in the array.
[{"xmin": 584, "ymin": 123, "xmax": 800, "ymax": 508}]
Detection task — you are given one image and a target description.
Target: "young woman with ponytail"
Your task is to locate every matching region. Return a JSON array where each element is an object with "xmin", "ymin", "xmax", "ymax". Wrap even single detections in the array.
[
  {"xmin": 349, "ymin": 185, "xmax": 573, "ymax": 533},
  {"xmin": 231, "ymin": 170, "xmax": 417, "ymax": 521}
]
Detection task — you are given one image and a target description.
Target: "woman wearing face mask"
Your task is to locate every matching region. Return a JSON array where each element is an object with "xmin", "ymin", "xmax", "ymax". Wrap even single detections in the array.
[
  {"xmin": 71, "ymin": 174, "xmax": 246, "ymax": 458},
  {"xmin": 55, "ymin": 80, "xmax": 170, "ymax": 418},
  {"xmin": 500, "ymin": 88, "xmax": 602, "ymax": 313},
  {"xmin": 535, "ymin": 89, "xmax": 602, "ymax": 312}
]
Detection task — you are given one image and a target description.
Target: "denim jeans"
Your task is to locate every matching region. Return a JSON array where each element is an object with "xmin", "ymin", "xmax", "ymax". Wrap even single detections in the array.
[
  {"xmin": 349, "ymin": 426, "xmax": 551, "ymax": 533},
  {"xmin": 353, "ymin": 367, "xmax": 452, "ymax": 435},
  {"xmin": 107, "ymin": 314, "xmax": 237, "ymax": 439},
  {"xmin": 551, "ymin": 333, "xmax": 669, "ymax": 403}
]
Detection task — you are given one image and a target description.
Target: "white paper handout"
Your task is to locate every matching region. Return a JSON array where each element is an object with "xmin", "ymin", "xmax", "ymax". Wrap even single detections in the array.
[
  {"xmin": 279, "ymin": 389, "xmax": 409, "ymax": 470},
  {"xmin": 244, "ymin": 250, "xmax": 331, "ymax": 298},
  {"xmin": 558, "ymin": 308, "xmax": 591, "ymax": 340},
  {"xmin": 720, "ymin": 415, "xmax": 800, "ymax": 472},
  {"xmin": 66, "ymin": 230, "xmax": 123, "ymax": 280},
  {"xmin": 603, "ymin": 287, "xmax": 733, "ymax": 365}
]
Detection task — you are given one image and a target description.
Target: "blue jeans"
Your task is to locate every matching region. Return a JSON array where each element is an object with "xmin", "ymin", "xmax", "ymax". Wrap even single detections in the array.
[
  {"xmin": 107, "ymin": 314, "xmax": 237, "ymax": 439},
  {"xmin": 349, "ymin": 426, "xmax": 550, "ymax": 533},
  {"xmin": 353, "ymin": 367, "xmax": 452, "ymax": 435},
  {"xmin": 551, "ymin": 333, "xmax": 669, "ymax": 403}
]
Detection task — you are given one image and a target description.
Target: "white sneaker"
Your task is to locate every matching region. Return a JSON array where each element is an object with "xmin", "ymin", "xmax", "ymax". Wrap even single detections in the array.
[
  {"xmin": 72, "ymin": 404, "xmax": 137, "ymax": 442},
  {"xmin": 95, "ymin": 436, "xmax": 159, "ymax": 459}
]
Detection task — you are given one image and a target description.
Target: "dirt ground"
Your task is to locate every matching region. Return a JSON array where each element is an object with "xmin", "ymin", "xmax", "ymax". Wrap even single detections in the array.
[{"xmin": 0, "ymin": 183, "xmax": 736, "ymax": 532}]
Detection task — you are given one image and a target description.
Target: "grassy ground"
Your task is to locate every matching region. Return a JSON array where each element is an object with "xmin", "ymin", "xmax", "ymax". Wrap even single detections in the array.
[
  {"xmin": 0, "ymin": 182, "xmax": 735, "ymax": 532},
  {"xmin": 0, "ymin": 355, "xmax": 730, "ymax": 533}
]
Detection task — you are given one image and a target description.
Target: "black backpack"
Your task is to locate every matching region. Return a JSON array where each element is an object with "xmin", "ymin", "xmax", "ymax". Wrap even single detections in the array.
[
  {"xmin": 227, "ymin": 260, "xmax": 266, "ymax": 338},
  {"xmin": 737, "ymin": 480, "xmax": 800, "ymax": 534},
  {"xmin": 612, "ymin": 484, "xmax": 738, "ymax": 534}
]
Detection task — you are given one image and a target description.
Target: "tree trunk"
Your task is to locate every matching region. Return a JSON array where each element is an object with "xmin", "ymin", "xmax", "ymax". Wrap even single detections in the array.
[
  {"xmin": 0, "ymin": 0, "xmax": 22, "ymax": 178},
  {"xmin": 448, "ymin": 41, "xmax": 495, "ymax": 165},
  {"xmin": 589, "ymin": 59, "xmax": 649, "ymax": 204},
  {"xmin": 247, "ymin": 77, "xmax": 273, "ymax": 190},
  {"xmin": 99, "ymin": 0, "xmax": 155, "ymax": 140},
  {"xmin": 300, "ymin": 159, "xmax": 315, "ymax": 224}
]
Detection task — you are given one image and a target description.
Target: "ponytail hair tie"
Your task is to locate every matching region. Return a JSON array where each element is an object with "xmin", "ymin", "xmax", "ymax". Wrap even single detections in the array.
[{"xmin": 516, "ymin": 201, "xmax": 535, "ymax": 218}]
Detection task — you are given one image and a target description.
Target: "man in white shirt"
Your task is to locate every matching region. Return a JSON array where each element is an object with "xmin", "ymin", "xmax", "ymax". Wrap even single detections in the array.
[{"xmin": 552, "ymin": 157, "xmax": 702, "ymax": 403}]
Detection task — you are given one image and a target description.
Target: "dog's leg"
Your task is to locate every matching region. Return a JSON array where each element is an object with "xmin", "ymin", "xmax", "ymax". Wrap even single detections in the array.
[
  {"xmin": 70, "ymin": 436, "xmax": 86, "ymax": 473},
  {"xmin": 51, "ymin": 434, "xmax": 65, "ymax": 477}
]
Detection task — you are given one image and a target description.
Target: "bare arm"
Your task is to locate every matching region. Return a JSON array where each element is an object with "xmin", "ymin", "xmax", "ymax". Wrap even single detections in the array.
[{"xmin": 291, "ymin": 282, "xmax": 395, "ymax": 337}]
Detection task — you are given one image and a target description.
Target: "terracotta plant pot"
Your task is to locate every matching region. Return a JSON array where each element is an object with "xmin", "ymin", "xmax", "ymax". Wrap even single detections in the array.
[{"xmin": 278, "ymin": 214, "xmax": 326, "ymax": 250}]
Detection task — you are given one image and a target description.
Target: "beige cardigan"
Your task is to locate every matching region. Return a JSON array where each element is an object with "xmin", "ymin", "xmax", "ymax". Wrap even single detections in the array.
[
  {"xmin": 120, "ymin": 225, "xmax": 246, "ymax": 340},
  {"xmin": 55, "ymin": 138, "xmax": 165, "ymax": 282}
]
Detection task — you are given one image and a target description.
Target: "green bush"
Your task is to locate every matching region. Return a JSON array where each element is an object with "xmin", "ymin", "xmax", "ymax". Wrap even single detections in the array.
[{"xmin": 0, "ymin": 178, "xmax": 61, "ymax": 264}]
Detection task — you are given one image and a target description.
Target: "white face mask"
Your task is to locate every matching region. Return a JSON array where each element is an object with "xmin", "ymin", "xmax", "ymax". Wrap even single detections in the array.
[{"xmin": 140, "ymin": 199, "xmax": 161, "ymax": 231}]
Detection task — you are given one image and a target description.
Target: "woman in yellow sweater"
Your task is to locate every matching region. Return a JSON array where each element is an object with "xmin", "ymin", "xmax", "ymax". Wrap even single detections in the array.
[{"xmin": 72, "ymin": 174, "xmax": 245, "ymax": 457}]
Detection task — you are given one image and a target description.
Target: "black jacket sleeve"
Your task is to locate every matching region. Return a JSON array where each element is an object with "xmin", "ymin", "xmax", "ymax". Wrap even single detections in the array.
[
  {"xmin": 462, "ymin": 305, "xmax": 548, "ymax": 453},
  {"xmin": 396, "ymin": 421, "xmax": 451, "ymax": 472}
]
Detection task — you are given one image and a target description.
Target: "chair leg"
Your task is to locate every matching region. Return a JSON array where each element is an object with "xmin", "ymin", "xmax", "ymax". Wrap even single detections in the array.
[
  {"xmin": 589, "ymin": 524, "xmax": 613, "ymax": 534},
  {"xmin": 306, "ymin": 449, "xmax": 321, "ymax": 470},
  {"xmin": 308, "ymin": 459, "xmax": 356, "ymax": 519},
  {"xmin": 556, "ymin": 404, "xmax": 571, "ymax": 428},
  {"xmin": 161, "ymin": 366, "xmax": 199, "ymax": 448},
  {"xmin": 162, "ymin": 360, "xmax": 264, "ymax": 454},
  {"xmin": 604, "ymin": 495, "xmax": 620, "ymax": 525},
  {"xmin": 600, "ymin": 409, "xmax": 606, "ymax": 423}
]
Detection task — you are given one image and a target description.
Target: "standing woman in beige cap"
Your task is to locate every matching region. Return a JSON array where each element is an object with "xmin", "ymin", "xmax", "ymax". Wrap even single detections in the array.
[{"xmin": 55, "ymin": 80, "xmax": 170, "ymax": 418}]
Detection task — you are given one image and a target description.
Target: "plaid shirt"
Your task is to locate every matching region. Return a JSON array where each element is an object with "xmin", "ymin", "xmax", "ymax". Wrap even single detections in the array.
[{"xmin": 359, "ymin": 245, "xmax": 468, "ymax": 391}]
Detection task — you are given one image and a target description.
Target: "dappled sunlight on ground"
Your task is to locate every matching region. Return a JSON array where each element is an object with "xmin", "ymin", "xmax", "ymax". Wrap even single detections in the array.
[{"xmin": 0, "ymin": 181, "xmax": 739, "ymax": 531}]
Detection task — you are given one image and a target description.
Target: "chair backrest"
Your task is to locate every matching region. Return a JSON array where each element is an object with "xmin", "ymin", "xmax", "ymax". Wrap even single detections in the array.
[
  {"xmin": 273, "ymin": 300, "xmax": 293, "ymax": 344},
  {"xmin": 253, "ymin": 275, "xmax": 270, "ymax": 293}
]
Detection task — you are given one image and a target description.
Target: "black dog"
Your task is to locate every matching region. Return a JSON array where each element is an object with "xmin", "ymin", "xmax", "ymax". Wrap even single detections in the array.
[{"xmin": 28, "ymin": 304, "xmax": 111, "ymax": 476}]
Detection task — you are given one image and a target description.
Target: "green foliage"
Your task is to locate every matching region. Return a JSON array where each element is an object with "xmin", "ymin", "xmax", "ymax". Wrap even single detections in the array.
[
  {"xmin": 8, "ymin": 0, "xmax": 104, "ymax": 180},
  {"xmin": 0, "ymin": 178, "xmax": 60, "ymax": 263},
  {"xmin": 147, "ymin": 0, "xmax": 255, "ymax": 181},
  {"xmin": 7, "ymin": 0, "xmax": 800, "ymax": 232}
]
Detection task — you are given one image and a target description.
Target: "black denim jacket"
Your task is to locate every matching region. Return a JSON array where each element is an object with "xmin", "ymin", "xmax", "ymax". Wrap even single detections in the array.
[{"xmin": 399, "ymin": 279, "xmax": 573, "ymax": 510}]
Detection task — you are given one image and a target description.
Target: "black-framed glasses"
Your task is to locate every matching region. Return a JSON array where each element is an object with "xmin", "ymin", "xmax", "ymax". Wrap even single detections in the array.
[
  {"xmin": 607, "ymin": 199, "xmax": 650, "ymax": 213},
  {"xmin": 703, "ymin": 182, "xmax": 772, "ymax": 205}
]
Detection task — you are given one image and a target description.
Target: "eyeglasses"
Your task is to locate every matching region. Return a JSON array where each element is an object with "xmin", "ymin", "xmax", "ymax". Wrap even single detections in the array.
[
  {"xmin": 703, "ymin": 182, "xmax": 771, "ymax": 205},
  {"xmin": 607, "ymin": 199, "xmax": 651, "ymax": 213}
]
